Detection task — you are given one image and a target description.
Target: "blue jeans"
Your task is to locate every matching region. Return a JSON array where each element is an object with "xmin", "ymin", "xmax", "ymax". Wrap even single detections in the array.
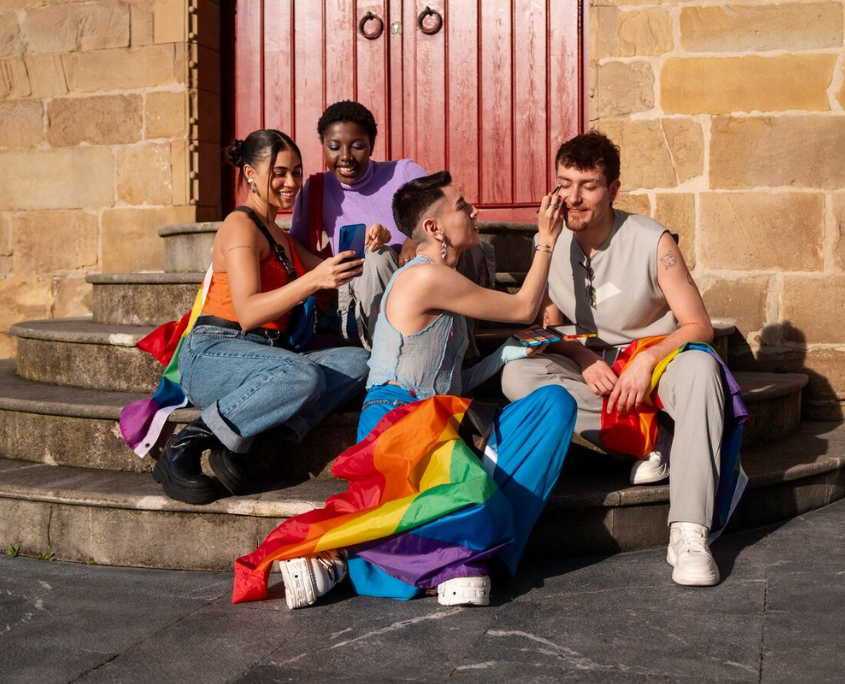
[{"xmin": 178, "ymin": 325, "xmax": 370, "ymax": 453}]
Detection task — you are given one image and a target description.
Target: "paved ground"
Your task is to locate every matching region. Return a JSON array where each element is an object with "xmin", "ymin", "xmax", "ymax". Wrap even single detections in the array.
[{"xmin": 2, "ymin": 499, "xmax": 844, "ymax": 683}]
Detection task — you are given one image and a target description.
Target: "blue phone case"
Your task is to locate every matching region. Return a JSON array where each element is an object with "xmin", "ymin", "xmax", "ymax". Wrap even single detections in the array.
[
  {"xmin": 338, "ymin": 223, "xmax": 366, "ymax": 258},
  {"xmin": 338, "ymin": 223, "xmax": 366, "ymax": 277}
]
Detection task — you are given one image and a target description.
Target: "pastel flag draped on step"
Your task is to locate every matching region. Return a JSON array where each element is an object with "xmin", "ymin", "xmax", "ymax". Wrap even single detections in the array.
[
  {"xmin": 600, "ymin": 336, "xmax": 749, "ymax": 538},
  {"xmin": 232, "ymin": 395, "xmax": 514, "ymax": 604},
  {"xmin": 118, "ymin": 267, "xmax": 213, "ymax": 458}
]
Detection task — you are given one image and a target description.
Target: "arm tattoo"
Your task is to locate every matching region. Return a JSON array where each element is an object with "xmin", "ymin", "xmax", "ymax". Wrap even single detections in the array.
[
  {"xmin": 227, "ymin": 245, "xmax": 252, "ymax": 252},
  {"xmin": 687, "ymin": 273, "xmax": 698, "ymax": 289},
  {"xmin": 659, "ymin": 252, "xmax": 677, "ymax": 270}
]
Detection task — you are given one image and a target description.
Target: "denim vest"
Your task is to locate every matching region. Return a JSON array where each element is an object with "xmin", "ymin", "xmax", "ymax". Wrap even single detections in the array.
[{"xmin": 366, "ymin": 256, "xmax": 468, "ymax": 399}]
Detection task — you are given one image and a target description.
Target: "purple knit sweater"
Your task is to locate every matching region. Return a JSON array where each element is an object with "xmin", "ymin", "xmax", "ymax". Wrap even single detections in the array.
[{"xmin": 289, "ymin": 159, "xmax": 428, "ymax": 254}]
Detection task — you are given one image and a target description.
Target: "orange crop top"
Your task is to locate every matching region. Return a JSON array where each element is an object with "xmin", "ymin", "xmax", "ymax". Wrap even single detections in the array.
[{"xmin": 201, "ymin": 231, "xmax": 307, "ymax": 331}]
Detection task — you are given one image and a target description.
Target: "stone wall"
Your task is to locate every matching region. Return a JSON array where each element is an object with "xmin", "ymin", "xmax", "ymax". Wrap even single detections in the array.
[
  {"xmin": 0, "ymin": 0, "xmax": 220, "ymax": 357},
  {"xmin": 590, "ymin": 0, "xmax": 845, "ymax": 419}
]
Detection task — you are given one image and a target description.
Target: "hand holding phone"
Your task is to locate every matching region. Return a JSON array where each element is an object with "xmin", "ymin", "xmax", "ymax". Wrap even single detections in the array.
[{"xmin": 338, "ymin": 223, "xmax": 367, "ymax": 277}]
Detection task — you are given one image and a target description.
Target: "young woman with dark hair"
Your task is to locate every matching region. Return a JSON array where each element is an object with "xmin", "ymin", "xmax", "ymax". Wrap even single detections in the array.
[{"xmin": 152, "ymin": 129, "xmax": 372, "ymax": 505}]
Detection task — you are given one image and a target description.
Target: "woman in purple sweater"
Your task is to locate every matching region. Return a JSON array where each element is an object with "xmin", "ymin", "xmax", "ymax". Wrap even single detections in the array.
[{"xmin": 290, "ymin": 101, "xmax": 493, "ymax": 351}]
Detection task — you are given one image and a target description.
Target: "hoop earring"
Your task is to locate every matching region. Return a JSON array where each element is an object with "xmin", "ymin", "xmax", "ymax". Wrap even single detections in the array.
[{"xmin": 440, "ymin": 239, "xmax": 447, "ymax": 261}]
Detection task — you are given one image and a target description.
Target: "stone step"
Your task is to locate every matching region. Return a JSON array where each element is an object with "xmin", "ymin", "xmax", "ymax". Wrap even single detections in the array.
[
  {"xmin": 159, "ymin": 221, "xmax": 536, "ymax": 274},
  {"xmin": 90, "ymin": 270, "xmax": 530, "ymax": 328},
  {"xmin": 8, "ymin": 312, "xmax": 737, "ymax": 400},
  {"xmin": 89, "ymin": 270, "xmax": 526, "ymax": 328},
  {"xmin": 87, "ymin": 272, "xmax": 202, "ymax": 326},
  {"xmin": 0, "ymin": 358, "xmax": 808, "ymax": 480},
  {"xmin": 0, "ymin": 359, "xmax": 358, "ymax": 481},
  {"xmin": 10, "ymin": 318, "xmax": 160, "ymax": 393},
  {"xmin": 159, "ymin": 222, "xmax": 221, "ymax": 274},
  {"xmin": 1, "ymin": 420, "xmax": 841, "ymax": 571}
]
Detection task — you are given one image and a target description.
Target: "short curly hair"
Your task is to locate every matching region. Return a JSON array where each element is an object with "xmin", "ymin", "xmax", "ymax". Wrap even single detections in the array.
[
  {"xmin": 554, "ymin": 130, "xmax": 621, "ymax": 185},
  {"xmin": 317, "ymin": 100, "xmax": 378, "ymax": 147}
]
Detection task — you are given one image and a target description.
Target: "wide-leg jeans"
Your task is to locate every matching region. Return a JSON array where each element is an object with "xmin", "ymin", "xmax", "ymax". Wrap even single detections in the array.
[{"xmin": 178, "ymin": 324, "xmax": 370, "ymax": 453}]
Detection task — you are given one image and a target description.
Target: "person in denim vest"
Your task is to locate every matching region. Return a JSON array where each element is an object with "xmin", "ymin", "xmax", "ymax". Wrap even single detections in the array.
[{"xmin": 275, "ymin": 171, "xmax": 578, "ymax": 609}]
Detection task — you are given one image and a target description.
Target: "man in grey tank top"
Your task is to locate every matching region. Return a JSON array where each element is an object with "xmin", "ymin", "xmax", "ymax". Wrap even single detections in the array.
[{"xmin": 502, "ymin": 131, "xmax": 726, "ymax": 588}]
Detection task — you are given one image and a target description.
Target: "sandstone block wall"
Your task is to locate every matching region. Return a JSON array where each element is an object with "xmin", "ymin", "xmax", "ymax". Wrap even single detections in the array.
[
  {"xmin": 0, "ymin": 0, "xmax": 221, "ymax": 358},
  {"xmin": 2, "ymin": 0, "xmax": 842, "ymax": 419},
  {"xmin": 591, "ymin": 0, "xmax": 845, "ymax": 419}
]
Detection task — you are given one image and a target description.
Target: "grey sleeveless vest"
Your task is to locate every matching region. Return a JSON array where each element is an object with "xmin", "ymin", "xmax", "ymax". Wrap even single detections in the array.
[{"xmin": 547, "ymin": 209, "xmax": 678, "ymax": 351}]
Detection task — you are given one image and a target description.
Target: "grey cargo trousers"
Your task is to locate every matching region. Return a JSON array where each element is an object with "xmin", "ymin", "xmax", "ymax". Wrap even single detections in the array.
[{"xmin": 501, "ymin": 349, "xmax": 725, "ymax": 528}]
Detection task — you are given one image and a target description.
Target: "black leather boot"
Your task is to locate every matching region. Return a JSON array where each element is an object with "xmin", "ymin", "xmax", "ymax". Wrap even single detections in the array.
[
  {"xmin": 208, "ymin": 447, "xmax": 248, "ymax": 496},
  {"xmin": 152, "ymin": 418, "xmax": 219, "ymax": 505}
]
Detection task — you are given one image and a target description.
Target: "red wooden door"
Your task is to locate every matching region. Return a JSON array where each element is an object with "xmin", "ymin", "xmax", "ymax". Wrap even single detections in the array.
[{"xmin": 233, "ymin": 1, "xmax": 584, "ymax": 220}]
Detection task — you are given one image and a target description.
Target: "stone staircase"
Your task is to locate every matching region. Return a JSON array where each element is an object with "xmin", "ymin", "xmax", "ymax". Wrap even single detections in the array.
[{"xmin": 1, "ymin": 222, "xmax": 842, "ymax": 571}]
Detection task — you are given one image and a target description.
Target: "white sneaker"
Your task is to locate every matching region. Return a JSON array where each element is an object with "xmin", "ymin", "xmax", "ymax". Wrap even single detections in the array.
[
  {"xmin": 667, "ymin": 522, "xmax": 719, "ymax": 586},
  {"xmin": 279, "ymin": 550, "xmax": 348, "ymax": 609},
  {"xmin": 437, "ymin": 576, "xmax": 491, "ymax": 606},
  {"xmin": 630, "ymin": 449, "xmax": 670, "ymax": 485}
]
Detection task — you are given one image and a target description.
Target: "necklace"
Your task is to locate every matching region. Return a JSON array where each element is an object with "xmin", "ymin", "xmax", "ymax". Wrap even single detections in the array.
[{"xmin": 414, "ymin": 254, "xmax": 437, "ymax": 265}]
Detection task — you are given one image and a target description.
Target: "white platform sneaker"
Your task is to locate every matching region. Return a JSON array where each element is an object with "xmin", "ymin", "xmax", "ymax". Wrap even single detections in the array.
[
  {"xmin": 667, "ymin": 522, "xmax": 719, "ymax": 586},
  {"xmin": 279, "ymin": 550, "xmax": 348, "ymax": 609},
  {"xmin": 437, "ymin": 575, "xmax": 491, "ymax": 606},
  {"xmin": 630, "ymin": 449, "xmax": 670, "ymax": 485}
]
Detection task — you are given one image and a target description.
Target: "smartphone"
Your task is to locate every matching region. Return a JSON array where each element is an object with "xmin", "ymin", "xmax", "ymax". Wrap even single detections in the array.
[
  {"xmin": 513, "ymin": 325, "xmax": 562, "ymax": 347},
  {"xmin": 338, "ymin": 223, "xmax": 366, "ymax": 277},
  {"xmin": 548, "ymin": 323, "xmax": 597, "ymax": 340}
]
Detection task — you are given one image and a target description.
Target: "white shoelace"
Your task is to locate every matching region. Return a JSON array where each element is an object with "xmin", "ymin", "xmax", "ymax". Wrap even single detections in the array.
[{"xmin": 675, "ymin": 528, "xmax": 708, "ymax": 554}]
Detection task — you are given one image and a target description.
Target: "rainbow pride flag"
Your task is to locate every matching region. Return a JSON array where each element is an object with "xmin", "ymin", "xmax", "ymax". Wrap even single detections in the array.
[
  {"xmin": 232, "ymin": 395, "xmax": 514, "ymax": 604},
  {"xmin": 600, "ymin": 337, "xmax": 749, "ymax": 538},
  {"xmin": 119, "ymin": 267, "xmax": 212, "ymax": 457}
]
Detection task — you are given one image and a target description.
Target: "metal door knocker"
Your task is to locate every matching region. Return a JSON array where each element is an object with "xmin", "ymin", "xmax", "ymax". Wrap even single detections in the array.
[
  {"xmin": 359, "ymin": 11, "xmax": 384, "ymax": 40},
  {"xmin": 417, "ymin": 6, "xmax": 443, "ymax": 35}
]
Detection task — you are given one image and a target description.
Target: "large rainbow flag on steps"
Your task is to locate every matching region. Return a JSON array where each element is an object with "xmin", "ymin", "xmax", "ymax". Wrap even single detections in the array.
[
  {"xmin": 119, "ymin": 267, "xmax": 212, "ymax": 457},
  {"xmin": 232, "ymin": 395, "xmax": 514, "ymax": 604},
  {"xmin": 600, "ymin": 337, "xmax": 749, "ymax": 538}
]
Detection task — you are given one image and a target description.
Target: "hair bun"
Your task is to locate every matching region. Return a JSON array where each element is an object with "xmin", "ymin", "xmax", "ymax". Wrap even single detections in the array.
[{"xmin": 226, "ymin": 138, "xmax": 245, "ymax": 167}]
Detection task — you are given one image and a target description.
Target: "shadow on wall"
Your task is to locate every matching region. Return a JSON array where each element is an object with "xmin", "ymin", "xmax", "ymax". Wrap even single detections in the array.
[{"xmin": 730, "ymin": 322, "xmax": 842, "ymax": 422}]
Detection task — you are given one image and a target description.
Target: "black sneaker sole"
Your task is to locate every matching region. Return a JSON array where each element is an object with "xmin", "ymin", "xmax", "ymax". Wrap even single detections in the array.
[
  {"xmin": 152, "ymin": 461, "xmax": 219, "ymax": 505},
  {"xmin": 208, "ymin": 449, "xmax": 247, "ymax": 496}
]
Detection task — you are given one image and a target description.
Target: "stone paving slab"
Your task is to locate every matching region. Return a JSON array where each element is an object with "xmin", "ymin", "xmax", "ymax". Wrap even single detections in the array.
[{"xmin": 1, "ymin": 498, "xmax": 844, "ymax": 683}]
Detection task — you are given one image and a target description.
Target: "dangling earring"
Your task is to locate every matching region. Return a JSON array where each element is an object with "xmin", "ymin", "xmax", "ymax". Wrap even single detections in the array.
[
  {"xmin": 440, "ymin": 239, "xmax": 447, "ymax": 261},
  {"xmin": 247, "ymin": 178, "xmax": 258, "ymax": 195}
]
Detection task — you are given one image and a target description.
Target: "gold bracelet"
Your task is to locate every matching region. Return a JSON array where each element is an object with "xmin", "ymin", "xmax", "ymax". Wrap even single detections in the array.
[{"xmin": 535, "ymin": 244, "xmax": 553, "ymax": 254}]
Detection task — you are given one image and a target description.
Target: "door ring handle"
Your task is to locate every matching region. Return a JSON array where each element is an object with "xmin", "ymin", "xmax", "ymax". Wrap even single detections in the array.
[
  {"xmin": 359, "ymin": 11, "xmax": 384, "ymax": 40},
  {"xmin": 417, "ymin": 6, "xmax": 443, "ymax": 35}
]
